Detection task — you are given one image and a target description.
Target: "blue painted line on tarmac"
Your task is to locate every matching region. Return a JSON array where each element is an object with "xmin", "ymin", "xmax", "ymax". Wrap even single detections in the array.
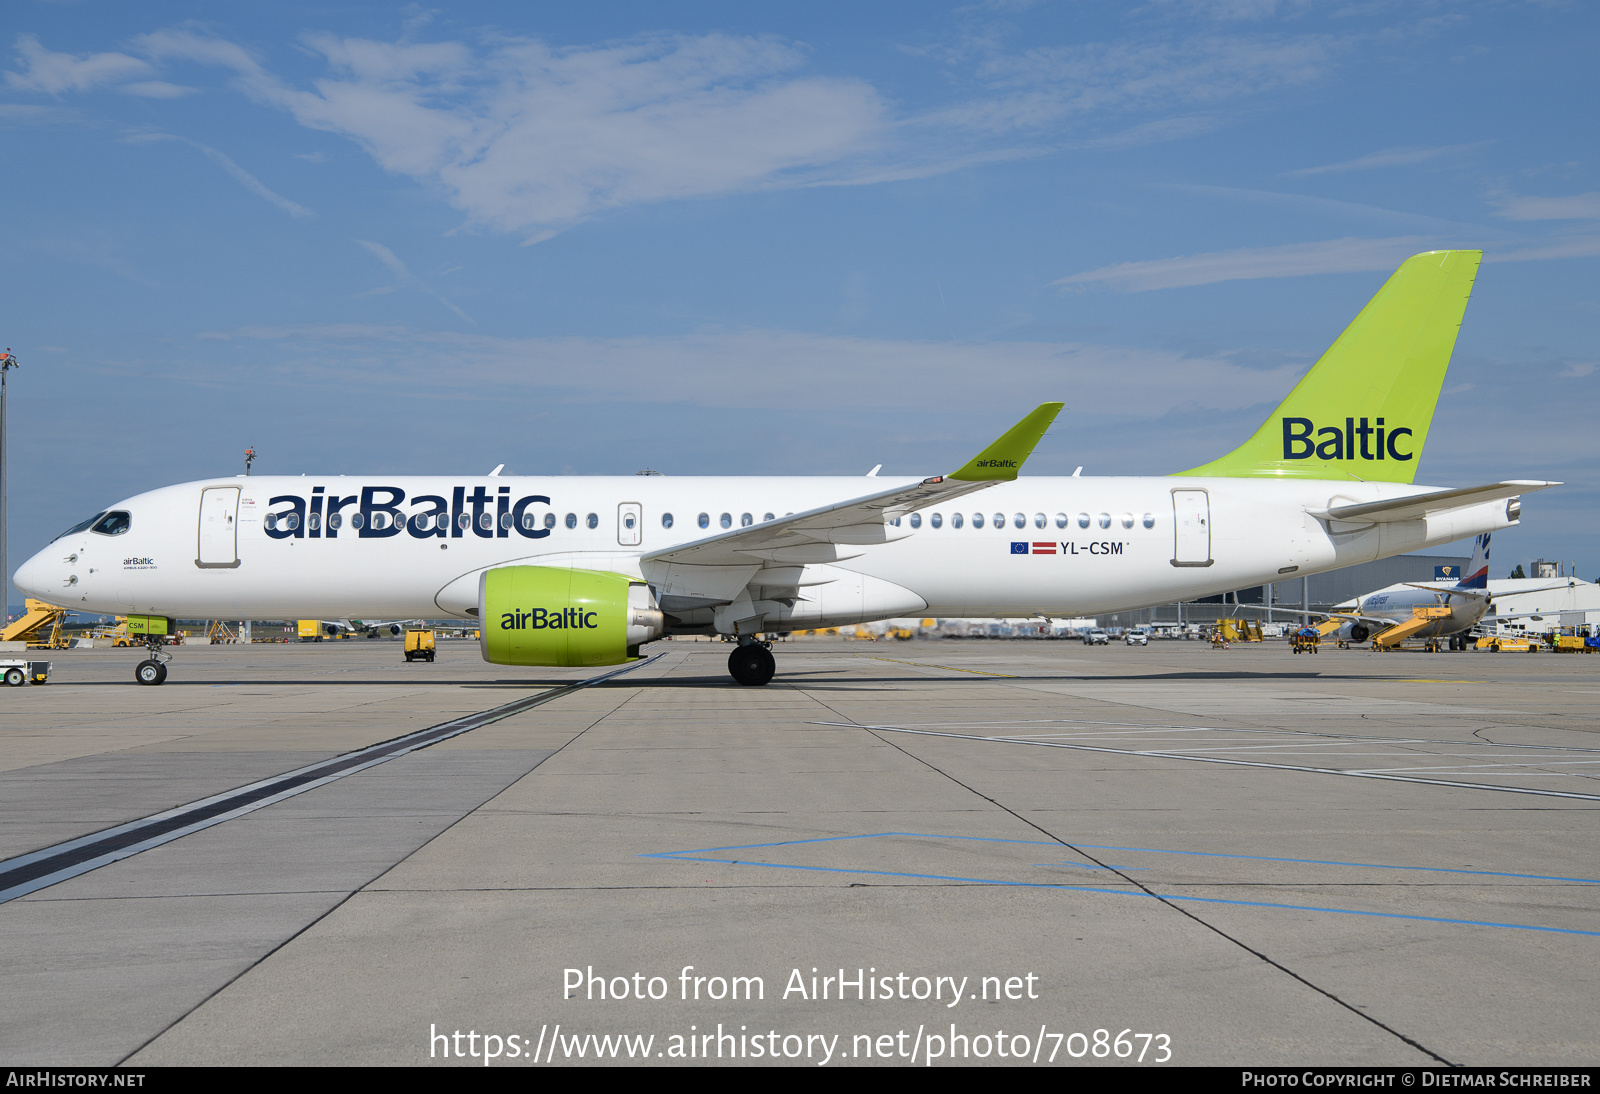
[
  {"xmin": 645, "ymin": 830, "xmax": 1600, "ymax": 885},
  {"xmin": 640, "ymin": 832, "xmax": 1600, "ymax": 938}
]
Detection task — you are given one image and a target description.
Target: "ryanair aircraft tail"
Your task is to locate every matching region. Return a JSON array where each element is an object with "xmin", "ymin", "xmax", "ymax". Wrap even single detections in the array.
[{"xmin": 1179, "ymin": 249, "xmax": 1481, "ymax": 483}]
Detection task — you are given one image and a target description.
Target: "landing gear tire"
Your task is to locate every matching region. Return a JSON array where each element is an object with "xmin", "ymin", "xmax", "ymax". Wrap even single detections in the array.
[
  {"xmin": 728, "ymin": 643, "xmax": 775, "ymax": 686},
  {"xmin": 135, "ymin": 659, "xmax": 167, "ymax": 686}
]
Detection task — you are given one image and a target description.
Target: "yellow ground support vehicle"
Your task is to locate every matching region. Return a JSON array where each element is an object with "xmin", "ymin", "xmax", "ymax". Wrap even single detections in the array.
[
  {"xmin": 404, "ymin": 627, "xmax": 436, "ymax": 663},
  {"xmin": 1477, "ymin": 636, "xmax": 1542, "ymax": 652},
  {"xmin": 1213, "ymin": 619, "xmax": 1263, "ymax": 644}
]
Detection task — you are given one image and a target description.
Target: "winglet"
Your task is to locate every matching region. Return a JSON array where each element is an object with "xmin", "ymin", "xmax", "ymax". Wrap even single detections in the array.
[{"xmin": 950, "ymin": 402, "xmax": 1064, "ymax": 481}]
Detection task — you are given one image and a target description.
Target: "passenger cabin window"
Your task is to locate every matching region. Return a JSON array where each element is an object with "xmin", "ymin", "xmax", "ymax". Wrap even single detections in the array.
[
  {"xmin": 91, "ymin": 511, "xmax": 131, "ymax": 536},
  {"xmin": 1142, "ymin": 513, "xmax": 1155, "ymax": 529},
  {"xmin": 662, "ymin": 513, "xmax": 675, "ymax": 529},
  {"xmin": 763, "ymin": 512, "xmax": 775, "ymax": 522},
  {"xmin": 931, "ymin": 513, "xmax": 943, "ymax": 528},
  {"xmin": 741, "ymin": 513, "xmax": 752, "ymax": 527},
  {"xmin": 565, "ymin": 513, "xmax": 578, "ymax": 529},
  {"xmin": 1013, "ymin": 513, "xmax": 1025, "ymax": 529},
  {"xmin": 1055, "ymin": 513, "xmax": 1068, "ymax": 528},
  {"xmin": 972, "ymin": 513, "xmax": 984, "ymax": 528},
  {"xmin": 328, "ymin": 513, "xmax": 343, "ymax": 530},
  {"xmin": 909, "ymin": 513, "xmax": 922, "ymax": 529},
  {"xmin": 992, "ymin": 513, "xmax": 1004, "ymax": 529},
  {"xmin": 586, "ymin": 513, "xmax": 599, "ymax": 529},
  {"xmin": 543, "ymin": 513, "xmax": 556, "ymax": 529},
  {"xmin": 698, "ymin": 513, "xmax": 710, "ymax": 529},
  {"xmin": 1034, "ymin": 513, "xmax": 1046, "ymax": 529},
  {"xmin": 1077, "ymin": 513, "xmax": 1090, "ymax": 529},
  {"xmin": 951, "ymin": 513, "xmax": 963, "ymax": 528},
  {"xmin": 720, "ymin": 513, "xmax": 732, "ymax": 529},
  {"xmin": 1098, "ymin": 513, "xmax": 1111, "ymax": 529},
  {"xmin": 1120, "ymin": 513, "xmax": 1134, "ymax": 529}
]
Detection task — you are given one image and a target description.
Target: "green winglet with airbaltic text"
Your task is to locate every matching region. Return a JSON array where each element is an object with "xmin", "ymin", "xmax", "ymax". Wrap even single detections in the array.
[
  {"xmin": 1178, "ymin": 249, "xmax": 1480, "ymax": 483},
  {"xmin": 950, "ymin": 402, "xmax": 1064, "ymax": 481}
]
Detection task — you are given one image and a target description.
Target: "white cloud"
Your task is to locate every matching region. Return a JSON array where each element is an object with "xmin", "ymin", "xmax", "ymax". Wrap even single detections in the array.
[
  {"xmin": 123, "ymin": 132, "xmax": 312, "ymax": 218},
  {"xmin": 121, "ymin": 80, "xmax": 194, "ymax": 99},
  {"xmin": 4, "ymin": 33, "xmax": 152, "ymax": 94},
  {"xmin": 1283, "ymin": 142, "xmax": 1490, "ymax": 177},
  {"xmin": 136, "ymin": 28, "xmax": 891, "ymax": 238},
  {"xmin": 1492, "ymin": 192, "xmax": 1600, "ymax": 221},
  {"xmin": 353, "ymin": 240, "xmax": 470, "ymax": 322},
  {"xmin": 929, "ymin": 33, "xmax": 1337, "ymax": 134},
  {"xmin": 1054, "ymin": 236, "xmax": 1436, "ymax": 292},
  {"xmin": 193, "ymin": 324, "xmax": 1302, "ymax": 418}
]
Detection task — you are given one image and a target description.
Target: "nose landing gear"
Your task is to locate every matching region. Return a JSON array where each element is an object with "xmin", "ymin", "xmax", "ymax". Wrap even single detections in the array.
[
  {"xmin": 134, "ymin": 636, "xmax": 171, "ymax": 686},
  {"xmin": 727, "ymin": 639, "xmax": 775, "ymax": 686}
]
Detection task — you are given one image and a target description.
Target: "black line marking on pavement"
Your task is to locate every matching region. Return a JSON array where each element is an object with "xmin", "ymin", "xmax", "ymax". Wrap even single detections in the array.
[
  {"xmin": 796, "ymin": 691, "xmax": 1455, "ymax": 1066},
  {"xmin": 809, "ymin": 722, "xmax": 1600, "ymax": 802},
  {"xmin": 0, "ymin": 657, "xmax": 659, "ymax": 905}
]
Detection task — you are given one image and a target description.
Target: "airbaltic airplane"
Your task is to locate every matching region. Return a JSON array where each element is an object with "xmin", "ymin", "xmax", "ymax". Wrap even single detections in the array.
[{"xmin": 14, "ymin": 249, "xmax": 1556, "ymax": 686}]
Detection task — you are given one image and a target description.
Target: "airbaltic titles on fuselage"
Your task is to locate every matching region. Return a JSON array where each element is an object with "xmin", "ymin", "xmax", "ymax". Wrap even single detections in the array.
[{"xmin": 263, "ymin": 486, "xmax": 552, "ymax": 540}]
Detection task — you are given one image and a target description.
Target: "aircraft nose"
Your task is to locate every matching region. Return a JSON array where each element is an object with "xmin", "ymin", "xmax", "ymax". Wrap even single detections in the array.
[{"xmin": 13, "ymin": 548, "xmax": 51, "ymax": 601}]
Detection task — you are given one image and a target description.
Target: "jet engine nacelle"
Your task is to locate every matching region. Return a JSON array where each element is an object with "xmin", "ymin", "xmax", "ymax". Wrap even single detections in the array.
[
  {"xmin": 1348, "ymin": 623, "xmax": 1371, "ymax": 643},
  {"xmin": 479, "ymin": 566, "xmax": 664, "ymax": 667}
]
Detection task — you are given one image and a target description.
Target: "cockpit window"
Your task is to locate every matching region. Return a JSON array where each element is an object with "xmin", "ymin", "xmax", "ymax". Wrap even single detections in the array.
[
  {"xmin": 91, "ymin": 511, "xmax": 132, "ymax": 536},
  {"xmin": 52, "ymin": 511, "xmax": 107, "ymax": 542}
]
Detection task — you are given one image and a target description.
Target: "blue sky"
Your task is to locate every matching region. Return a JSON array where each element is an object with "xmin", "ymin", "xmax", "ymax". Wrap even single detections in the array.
[{"xmin": 1, "ymin": 0, "xmax": 1596, "ymax": 595}]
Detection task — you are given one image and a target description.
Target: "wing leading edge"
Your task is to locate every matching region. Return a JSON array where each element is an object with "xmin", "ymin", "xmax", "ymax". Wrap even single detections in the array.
[{"xmin": 642, "ymin": 403, "xmax": 1063, "ymax": 570}]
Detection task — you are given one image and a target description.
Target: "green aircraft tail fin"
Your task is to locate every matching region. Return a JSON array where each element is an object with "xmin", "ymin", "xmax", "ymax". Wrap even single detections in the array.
[{"xmin": 1178, "ymin": 249, "xmax": 1481, "ymax": 483}]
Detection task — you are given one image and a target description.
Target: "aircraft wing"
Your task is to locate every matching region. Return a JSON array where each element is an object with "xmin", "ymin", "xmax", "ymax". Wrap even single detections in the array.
[
  {"xmin": 1310, "ymin": 481, "xmax": 1558, "ymax": 524},
  {"xmin": 1401, "ymin": 580, "xmax": 1574, "ymax": 600},
  {"xmin": 642, "ymin": 403, "xmax": 1063, "ymax": 570}
]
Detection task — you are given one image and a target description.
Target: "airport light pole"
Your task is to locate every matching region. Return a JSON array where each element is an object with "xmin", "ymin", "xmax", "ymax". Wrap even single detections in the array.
[{"xmin": 0, "ymin": 349, "xmax": 17, "ymax": 624}]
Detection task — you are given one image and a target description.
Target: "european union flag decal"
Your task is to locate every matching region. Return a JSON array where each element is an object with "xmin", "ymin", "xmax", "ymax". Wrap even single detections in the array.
[{"xmin": 1011, "ymin": 542, "xmax": 1029, "ymax": 554}]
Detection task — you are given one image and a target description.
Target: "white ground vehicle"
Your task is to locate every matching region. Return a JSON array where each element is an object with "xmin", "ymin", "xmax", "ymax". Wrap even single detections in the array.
[
  {"xmin": 1083, "ymin": 629, "xmax": 1109, "ymax": 646},
  {"xmin": 1125, "ymin": 630, "xmax": 1149, "ymax": 646}
]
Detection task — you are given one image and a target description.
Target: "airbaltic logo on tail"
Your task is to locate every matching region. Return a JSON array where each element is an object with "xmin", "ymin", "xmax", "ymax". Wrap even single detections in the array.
[
  {"xmin": 973, "ymin": 459, "xmax": 1018, "ymax": 469},
  {"xmin": 1281, "ymin": 417, "xmax": 1414, "ymax": 463}
]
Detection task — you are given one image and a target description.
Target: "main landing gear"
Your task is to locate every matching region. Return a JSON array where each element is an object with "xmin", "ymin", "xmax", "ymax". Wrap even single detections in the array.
[
  {"xmin": 728, "ymin": 639, "xmax": 775, "ymax": 686},
  {"xmin": 134, "ymin": 637, "xmax": 170, "ymax": 686}
]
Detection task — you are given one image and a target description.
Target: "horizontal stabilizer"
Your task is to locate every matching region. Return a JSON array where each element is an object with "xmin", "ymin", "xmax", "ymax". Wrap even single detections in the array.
[{"xmin": 1310, "ymin": 481, "xmax": 1558, "ymax": 524}]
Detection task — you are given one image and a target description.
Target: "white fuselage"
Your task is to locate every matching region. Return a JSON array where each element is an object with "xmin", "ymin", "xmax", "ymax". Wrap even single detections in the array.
[{"xmin": 16, "ymin": 474, "xmax": 1520, "ymax": 632}]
